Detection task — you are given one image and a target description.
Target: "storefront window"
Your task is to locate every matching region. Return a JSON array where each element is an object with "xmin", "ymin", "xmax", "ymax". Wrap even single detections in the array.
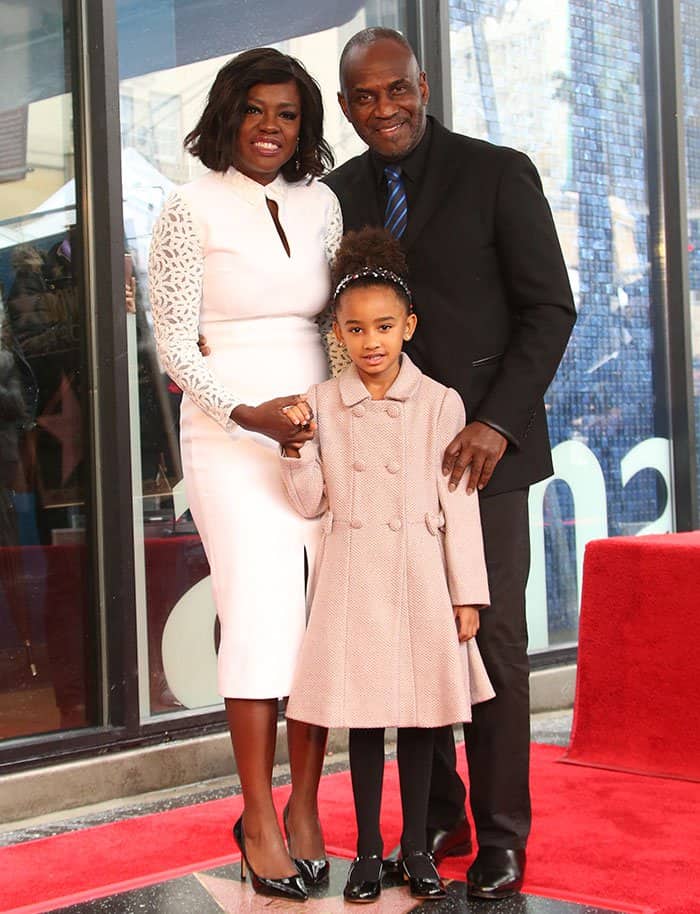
[
  {"xmin": 117, "ymin": 0, "xmax": 408, "ymax": 718},
  {"xmin": 449, "ymin": 0, "xmax": 672, "ymax": 651},
  {"xmin": 0, "ymin": 2, "xmax": 94, "ymax": 737},
  {"xmin": 681, "ymin": 0, "xmax": 700, "ymax": 527}
]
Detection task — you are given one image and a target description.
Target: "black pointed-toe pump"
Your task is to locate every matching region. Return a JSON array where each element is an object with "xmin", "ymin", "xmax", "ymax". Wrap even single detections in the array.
[
  {"xmin": 282, "ymin": 805, "xmax": 330, "ymax": 886},
  {"xmin": 232, "ymin": 815, "xmax": 308, "ymax": 902}
]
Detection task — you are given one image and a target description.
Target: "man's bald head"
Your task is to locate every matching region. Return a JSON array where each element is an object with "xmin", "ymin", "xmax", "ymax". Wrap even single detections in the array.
[
  {"xmin": 339, "ymin": 28, "xmax": 417, "ymax": 94},
  {"xmin": 337, "ymin": 29, "xmax": 429, "ymax": 161}
]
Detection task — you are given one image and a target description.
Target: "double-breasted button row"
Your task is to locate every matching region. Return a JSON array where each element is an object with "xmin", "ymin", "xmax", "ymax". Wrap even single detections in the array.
[
  {"xmin": 352, "ymin": 403, "xmax": 401, "ymax": 418},
  {"xmin": 347, "ymin": 517, "xmax": 403, "ymax": 531},
  {"xmin": 353, "ymin": 460, "xmax": 366, "ymax": 472},
  {"xmin": 386, "ymin": 460, "xmax": 400, "ymax": 474}
]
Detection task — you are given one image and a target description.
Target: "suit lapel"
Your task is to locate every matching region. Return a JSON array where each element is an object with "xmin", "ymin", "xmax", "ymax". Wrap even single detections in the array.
[
  {"xmin": 343, "ymin": 152, "xmax": 382, "ymax": 230},
  {"xmin": 402, "ymin": 119, "xmax": 462, "ymax": 251}
]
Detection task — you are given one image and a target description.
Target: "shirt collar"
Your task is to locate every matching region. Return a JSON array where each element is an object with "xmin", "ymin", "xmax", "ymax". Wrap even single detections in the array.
[
  {"xmin": 369, "ymin": 117, "xmax": 433, "ymax": 189},
  {"xmin": 220, "ymin": 167, "xmax": 288, "ymax": 206},
  {"xmin": 338, "ymin": 354, "xmax": 423, "ymax": 406}
]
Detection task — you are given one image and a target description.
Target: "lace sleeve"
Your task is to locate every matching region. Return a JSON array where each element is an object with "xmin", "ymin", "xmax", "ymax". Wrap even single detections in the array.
[
  {"xmin": 148, "ymin": 191, "xmax": 239, "ymax": 431},
  {"xmin": 317, "ymin": 190, "xmax": 351, "ymax": 377},
  {"xmin": 323, "ymin": 189, "xmax": 343, "ymax": 262}
]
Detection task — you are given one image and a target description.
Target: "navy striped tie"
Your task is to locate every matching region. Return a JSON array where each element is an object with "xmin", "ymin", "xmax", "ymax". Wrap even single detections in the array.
[{"xmin": 384, "ymin": 165, "xmax": 408, "ymax": 239}]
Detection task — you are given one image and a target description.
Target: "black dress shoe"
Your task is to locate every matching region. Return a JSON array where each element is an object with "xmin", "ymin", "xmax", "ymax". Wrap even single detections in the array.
[
  {"xmin": 467, "ymin": 846, "xmax": 526, "ymax": 899},
  {"xmin": 401, "ymin": 851, "xmax": 447, "ymax": 900},
  {"xmin": 384, "ymin": 813, "xmax": 472, "ymax": 874},
  {"xmin": 343, "ymin": 854, "xmax": 383, "ymax": 903},
  {"xmin": 427, "ymin": 814, "xmax": 472, "ymax": 863}
]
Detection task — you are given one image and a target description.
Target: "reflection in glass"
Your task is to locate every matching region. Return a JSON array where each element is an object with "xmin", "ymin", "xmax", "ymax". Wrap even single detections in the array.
[
  {"xmin": 681, "ymin": 0, "xmax": 700, "ymax": 527},
  {"xmin": 449, "ymin": 0, "xmax": 670, "ymax": 649},
  {"xmin": 0, "ymin": 3, "xmax": 92, "ymax": 738},
  {"xmin": 118, "ymin": 0, "xmax": 407, "ymax": 717}
]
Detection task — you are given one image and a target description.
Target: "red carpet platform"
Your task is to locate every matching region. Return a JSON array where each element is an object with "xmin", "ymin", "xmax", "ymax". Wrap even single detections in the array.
[
  {"xmin": 563, "ymin": 532, "xmax": 700, "ymax": 781},
  {"xmin": 2, "ymin": 743, "xmax": 699, "ymax": 914}
]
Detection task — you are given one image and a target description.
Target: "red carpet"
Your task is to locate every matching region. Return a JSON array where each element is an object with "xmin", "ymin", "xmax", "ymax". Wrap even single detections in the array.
[
  {"xmin": 564, "ymin": 533, "xmax": 700, "ymax": 781},
  {"xmin": 1, "ymin": 743, "xmax": 698, "ymax": 914}
]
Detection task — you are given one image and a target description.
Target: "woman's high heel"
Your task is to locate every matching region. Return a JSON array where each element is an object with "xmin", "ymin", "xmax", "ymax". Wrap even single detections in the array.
[
  {"xmin": 232, "ymin": 815, "xmax": 308, "ymax": 901},
  {"xmin": 282, "ymin": 804, "xmax": 330, "ymax": 886}
]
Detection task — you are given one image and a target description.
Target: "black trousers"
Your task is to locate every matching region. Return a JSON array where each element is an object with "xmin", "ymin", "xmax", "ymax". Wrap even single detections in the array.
[{"xmin": 429, "ymin": 488, "xmax": 532, "ymax": 849}]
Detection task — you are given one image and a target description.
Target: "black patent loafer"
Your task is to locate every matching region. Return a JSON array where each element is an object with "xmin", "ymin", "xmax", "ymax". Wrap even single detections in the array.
[
  {"xmin": 343, "ymin": 854, "xmax": 383, "ymax": 903},
  {"xmin": 467, "ymin": 846, "xmax": 526, "ymax": 899},
  {"xmin": 402, "ymin": 850, "xmax": 447, "ymax": 900}
]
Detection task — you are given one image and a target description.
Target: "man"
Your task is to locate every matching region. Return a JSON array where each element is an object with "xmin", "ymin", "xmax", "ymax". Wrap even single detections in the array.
[{"xmin": 323, "ymin": 28, "xmax": 576, "ymax": 899}]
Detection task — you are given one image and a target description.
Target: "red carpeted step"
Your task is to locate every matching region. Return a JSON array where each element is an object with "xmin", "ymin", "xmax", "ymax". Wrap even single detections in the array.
[
  {"xmin": 564, "ymin": 532, "xmax": 700, "ymax": 781},
  {"xmin": 2, "ymin": 743, "xmax": 699, "ymax": 913}
]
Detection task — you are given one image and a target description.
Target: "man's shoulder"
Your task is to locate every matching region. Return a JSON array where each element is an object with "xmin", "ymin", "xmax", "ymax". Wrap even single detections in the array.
[{"xmin": 436, "ymin": 123, "xmax": 533, "ymax": 171}]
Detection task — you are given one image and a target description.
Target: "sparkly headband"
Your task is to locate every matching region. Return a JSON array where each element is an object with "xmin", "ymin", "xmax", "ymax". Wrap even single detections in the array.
[{"xmin": 333, "ymin": 267, "xmax": 413, "ymax": 308}]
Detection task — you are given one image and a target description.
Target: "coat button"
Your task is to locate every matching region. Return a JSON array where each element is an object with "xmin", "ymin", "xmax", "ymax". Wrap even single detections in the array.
[
  {"xmin": 353, "ymin": 460, "xmax": 366, "ymax": 472},
  {"xmin": 386, "ymin": 460, "xmax": 400, "ymax": 474},
  {"xmin": 351, "ymin": 519, "xmax": 363, "ymax": 529},
  {"xmin": 386, "ymin": 404, "xmax": 400, "ymax": 418},
  {"xmin": 352, "ymin": 405, "xmax": 366, "ymax": 418},
  {"xmin": 388, "ymin": 517, "xmax": 402, "ymax": 532}
]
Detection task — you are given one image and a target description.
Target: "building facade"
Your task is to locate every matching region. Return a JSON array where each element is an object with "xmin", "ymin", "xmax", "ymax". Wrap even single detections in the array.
[{"xmin": 0, "ymin": 0, "xmax": 697, "ymax": 773}]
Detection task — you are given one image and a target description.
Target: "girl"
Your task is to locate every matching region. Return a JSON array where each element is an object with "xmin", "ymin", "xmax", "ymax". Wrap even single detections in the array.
[{"xmin": 279, "ymin": 227, "xmax": 494, "ymax": 904}]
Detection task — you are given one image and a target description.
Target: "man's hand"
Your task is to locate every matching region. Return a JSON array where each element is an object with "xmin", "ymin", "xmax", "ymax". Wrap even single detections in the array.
[
  {"xmin": 231, "ymin": 397, "xmax": 315, "ymax": 447},
  {"xmin": 454, "ymin": 605, "xmax": 480, "ymax": 642},
  {"xmin": 442, "ymin": 421, "xmax": 507, "ymax": 494},
  {"xmin": 198, "ymin": 334, "xmax": 210, "ymax": 356}
]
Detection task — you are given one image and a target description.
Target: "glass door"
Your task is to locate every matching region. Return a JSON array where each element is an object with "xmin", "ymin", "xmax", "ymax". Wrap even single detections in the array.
[{"xmin": 0, "ymin": 1, "xmax": 96, "ymax": 737}]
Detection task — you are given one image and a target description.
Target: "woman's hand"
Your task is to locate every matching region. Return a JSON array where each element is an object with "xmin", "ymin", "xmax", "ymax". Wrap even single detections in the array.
[
  {"xmin": 231, "ymin": 397, "xmax": 316, "ymax": 446},
  {"xmin": 454, "ymin": 605, "xmax": 480, "ymax": 642}
]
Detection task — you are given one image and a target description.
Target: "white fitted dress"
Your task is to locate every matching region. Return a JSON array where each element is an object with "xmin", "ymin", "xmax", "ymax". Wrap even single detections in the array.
[{"xmin": 148, "ymin": 167, "xmax": 342, "ymax": 698}]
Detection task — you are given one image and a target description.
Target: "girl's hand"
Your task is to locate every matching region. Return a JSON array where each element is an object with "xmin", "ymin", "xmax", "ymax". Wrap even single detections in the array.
[
  {"xmin": 454, "ymin": 605, "xmax": 480, "ymax": 642},
  {"xmin": 231, "ymin": 397, "xmax": 315, "ymax": 445}
]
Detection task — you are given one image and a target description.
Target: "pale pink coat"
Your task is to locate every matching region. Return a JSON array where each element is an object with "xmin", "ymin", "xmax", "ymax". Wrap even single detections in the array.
[{"xmin": 281, "ymin": 355, "xmax": 494, "ymax": 729}]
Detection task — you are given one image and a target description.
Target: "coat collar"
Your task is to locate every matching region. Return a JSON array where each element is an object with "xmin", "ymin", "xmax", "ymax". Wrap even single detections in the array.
[
  {"xmin": 219, "ymin": 167, "xmax": 288, "ymax": 207},
  {"xmin": 338, "ymin": 354, "xmax": 422, "ymax": 406}
]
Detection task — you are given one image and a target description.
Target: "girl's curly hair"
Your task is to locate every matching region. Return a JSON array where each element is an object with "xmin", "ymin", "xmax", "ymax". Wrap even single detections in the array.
[{"xmin": 330, "ymin": 227, "xmax": 411, "ymax": 310}]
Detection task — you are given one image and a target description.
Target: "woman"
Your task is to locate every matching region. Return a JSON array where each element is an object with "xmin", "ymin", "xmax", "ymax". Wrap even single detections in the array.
[{"xmin": 148, "ymin": 48, "xmax": 341, "ymax": 902}]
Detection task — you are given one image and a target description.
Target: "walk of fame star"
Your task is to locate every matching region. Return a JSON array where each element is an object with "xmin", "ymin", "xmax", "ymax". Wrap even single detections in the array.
[{"xmin": 36, "ymin": 373, "xmax": 83, "ymax": 483}]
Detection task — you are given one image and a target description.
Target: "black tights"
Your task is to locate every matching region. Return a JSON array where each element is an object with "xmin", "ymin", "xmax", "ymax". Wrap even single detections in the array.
[{"xmin": 349, "ymin": 727, "xmax": 436, "ymax": 858}]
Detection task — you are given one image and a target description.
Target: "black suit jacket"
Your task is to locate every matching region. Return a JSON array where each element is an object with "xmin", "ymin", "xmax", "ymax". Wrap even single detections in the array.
[{"xmin": 324, "ymin": 117, "xmax": 576, "ymax": 496}]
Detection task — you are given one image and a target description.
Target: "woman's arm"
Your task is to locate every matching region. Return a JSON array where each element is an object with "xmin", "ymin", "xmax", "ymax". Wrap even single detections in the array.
[{"xmin": 148, "ymin": 191, "xmax": 240, "ymax": 431}]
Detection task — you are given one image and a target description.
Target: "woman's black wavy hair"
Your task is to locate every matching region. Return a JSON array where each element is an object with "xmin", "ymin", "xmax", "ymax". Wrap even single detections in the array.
[{"xmin": 184, "ymin": 47, "xmax": 333, "ymax": 182}]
